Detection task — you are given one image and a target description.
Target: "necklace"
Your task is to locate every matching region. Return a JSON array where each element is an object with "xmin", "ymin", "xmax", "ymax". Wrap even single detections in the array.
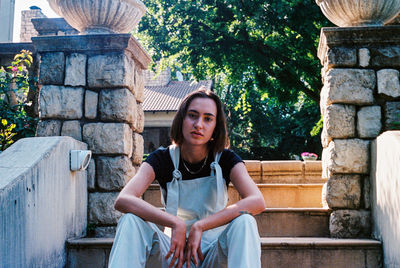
[{"xmin": 182, "ymin": 154, "xmax": 208, "ymax": 175}]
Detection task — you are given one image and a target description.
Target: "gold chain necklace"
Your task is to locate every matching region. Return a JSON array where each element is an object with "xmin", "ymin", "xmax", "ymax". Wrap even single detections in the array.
[{"xmin": 182, "ymin": 154, "xmax": 208, "ymax": 175}]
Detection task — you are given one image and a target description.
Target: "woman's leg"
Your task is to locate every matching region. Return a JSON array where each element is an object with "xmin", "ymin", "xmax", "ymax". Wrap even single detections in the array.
[
  {"xmin": 201, "ymin": 214, "xmax": 261, "ymax": 268},
  {"xmin": 108, "ymin": 213, "xmax": 171, "ymax": 268}
]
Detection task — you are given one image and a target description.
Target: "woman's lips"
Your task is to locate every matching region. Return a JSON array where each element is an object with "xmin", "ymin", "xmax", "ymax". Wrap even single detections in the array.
[{"xmin": 191, "ymin": 131, "xmax": 203, "ymax": 137}]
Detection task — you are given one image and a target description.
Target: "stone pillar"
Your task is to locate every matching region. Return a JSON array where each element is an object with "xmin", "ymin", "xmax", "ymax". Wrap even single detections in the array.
[
  {"xmin": 32, "ymin": 34, "xmax": 151, "ymax": 237},
  {"xmin": 318, "ymin": 26, "xmax": 400, "ymax": 238}
]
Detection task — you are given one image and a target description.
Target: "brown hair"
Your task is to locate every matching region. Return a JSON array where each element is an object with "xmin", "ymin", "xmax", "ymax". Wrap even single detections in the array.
[{"xmin": 170, "ymin": 86, "xmax": 230, "ymax": 153}]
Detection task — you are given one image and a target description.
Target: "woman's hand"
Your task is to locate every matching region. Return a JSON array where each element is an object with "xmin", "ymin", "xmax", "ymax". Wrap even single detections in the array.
[
  {"xmin": 166, "ymin": 217, "xmax": 187, "ymax": 268},
  {"xmin": 186, "ymin": 221, "xmax": 204, "ymax": 267}
]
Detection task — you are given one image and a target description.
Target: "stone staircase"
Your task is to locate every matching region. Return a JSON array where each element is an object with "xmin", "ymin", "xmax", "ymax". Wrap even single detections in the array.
[{"xmin": 67, "ymin": 160, "xmax": 382, "ymax": 267}]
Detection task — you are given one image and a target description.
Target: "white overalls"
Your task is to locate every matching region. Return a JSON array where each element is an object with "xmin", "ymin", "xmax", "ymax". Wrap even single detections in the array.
[{"xmin": 108, "ymin": 145, "xmax": 261, "ymax": 268}]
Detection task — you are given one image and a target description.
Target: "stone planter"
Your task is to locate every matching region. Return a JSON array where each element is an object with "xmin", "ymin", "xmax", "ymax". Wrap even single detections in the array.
[
  {"xmin": 316, "ymin": 0, "xmax": 400, "ymax": 27},
  {"xmin": 47, "ymin": 0, "xmax": 146, "ymax": 34},
  {"xmin": 303, "ymin": 157, "xmax": 318, "ymax": 161}
]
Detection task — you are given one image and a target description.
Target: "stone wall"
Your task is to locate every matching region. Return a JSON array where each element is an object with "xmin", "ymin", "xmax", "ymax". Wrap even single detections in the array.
[
  {"xmin": 20, "ymin": 9, "xmax": 46, "ymax": 42},
  {"xmin": 32, "ymin": 34, "xmax": 151, "ymax": 236},
  {"xmin": 318, "ymin": 26, "xmax": 400, "ymax": 238}
]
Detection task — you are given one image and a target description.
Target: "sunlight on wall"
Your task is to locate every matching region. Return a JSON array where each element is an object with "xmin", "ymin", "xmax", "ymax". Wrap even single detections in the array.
[{"xmin": 371, "ymin": 131, "xmax": 400, "ymax": 267}]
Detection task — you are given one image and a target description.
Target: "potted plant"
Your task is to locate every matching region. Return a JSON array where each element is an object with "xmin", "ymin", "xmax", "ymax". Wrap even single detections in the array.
[{"xmin": 301, "ymin": 152, "xmax": 318, "ymax": 161}]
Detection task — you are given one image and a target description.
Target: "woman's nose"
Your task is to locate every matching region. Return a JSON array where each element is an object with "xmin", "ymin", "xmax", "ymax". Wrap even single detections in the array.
[{"xmin": 193, "ymin": 118, "xmax": 202, "ymax": 129}]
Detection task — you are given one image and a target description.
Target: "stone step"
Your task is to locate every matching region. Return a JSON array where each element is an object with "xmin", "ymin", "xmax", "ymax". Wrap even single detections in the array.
[
  {"xmin": 245, "ymin": 183, "xmax": 324, "ymax": 208},
  {"xmin": 66, "ymin": 237, "xmax": 382, "ymax": 268},
  {"xmin": 92, "ymin": 208, "xmax": 330, "ymax": 238},
  {"xmin": 256, "ymin": 208, "xmax": 330, "ymax": 237},
  {"xmin": 260, "ymin": 237, "xmax": 382, "ymax": 268},
  {"xmin": 143, "ymin": 183, "xmax": 324, "ymax": 208}
]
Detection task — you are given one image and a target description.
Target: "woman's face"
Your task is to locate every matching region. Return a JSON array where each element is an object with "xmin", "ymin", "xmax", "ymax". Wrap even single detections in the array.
[{"xmin": 182, "ymin": 97, "xmax": 217, "ymax": 148}]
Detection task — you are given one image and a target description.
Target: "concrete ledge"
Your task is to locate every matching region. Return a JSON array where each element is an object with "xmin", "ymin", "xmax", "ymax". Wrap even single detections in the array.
[
  {"xmin": 261, "ymin": 160, "xmax": 324, "ymax": 183},
  {"xmin": 68, "ymin": 237, "xmax": 382, "ymax": 248},
  {"xmin": 371, "ymin": 131, "xmax": 400, "ymax": 267},
  {"xmin": 68, "ymin": 238, "xmax": 114, "ymax": 249},
  {"xmin": 0, "ymin": 137, "xmax": 88, "ymax": 268},
  {"xmin": 261, "ymin": 237, "xmax": 381, "ymax": 248},
  {"xmin": 0, "ymin": 42, "xmax": 35, "ymax": 54}
]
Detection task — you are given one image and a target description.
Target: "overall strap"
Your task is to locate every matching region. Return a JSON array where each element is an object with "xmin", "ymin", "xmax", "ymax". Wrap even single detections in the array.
[
  {"xmin": 210, "ymin": 151, "xmax": 227, "ymax": 210},
  {"xmin": 166, "ymin": 144, "xmax": 182, "ymax": 216}
]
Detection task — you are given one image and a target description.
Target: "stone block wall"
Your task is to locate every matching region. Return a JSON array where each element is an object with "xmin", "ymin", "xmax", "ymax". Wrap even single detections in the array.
[
  {"xmin": 20, "ymin": 9, "xmax": 46, "ymax": 42},
  {"xmin": 318, "ymin": 26, "xmax": 400, "ymax": 238},
  {"xmin": 32, "ymin": 34, "xmax": 151, "ymax": 237}
]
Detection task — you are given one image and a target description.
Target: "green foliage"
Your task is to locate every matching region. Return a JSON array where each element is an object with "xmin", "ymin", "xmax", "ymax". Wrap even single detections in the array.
[
  {"xmin": 0, "ymin": 50, "xmax": 38, "ymax": 152},
  {"xmin": 136, "ymin": 0, "xmax": 330, "ymax": 159},
  {"xmin": 0, "ymin": 119, "xmax": 16, "ymax": 150},
  {"xmin": 223, "ymin": 80, "xmax": 322, "ymax": 159},
  {"xmin": 310, "ymin": 115, "xmax": 323, "ymax": 137},
  {"xmin": 393, "ymin": 112, "xmax": 400, "ymax": 128}
]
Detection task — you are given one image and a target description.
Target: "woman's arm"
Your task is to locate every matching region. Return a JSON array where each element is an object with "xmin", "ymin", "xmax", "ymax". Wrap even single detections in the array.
[
  {"xmin": 186, "ymin": 162, "xmax": 265, "ymax": 265},
  {"xmin": 114, "ymin": 162, "xmax": 187, "ymax": 268}
]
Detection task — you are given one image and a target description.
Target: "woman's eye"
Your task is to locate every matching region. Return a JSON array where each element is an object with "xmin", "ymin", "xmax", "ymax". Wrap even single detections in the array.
[
  {"xmin": 205, "ymin": 117, "xmax": 212, "ymax": 122},
  {"xmin": 188, "ymin": 113, "xmax": 196, "ymax": 119}
]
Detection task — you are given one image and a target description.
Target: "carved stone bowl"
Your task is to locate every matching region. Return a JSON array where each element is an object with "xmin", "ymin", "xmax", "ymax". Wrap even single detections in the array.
[
  {"xmin": 316, "ymin": 0, "xmax": 400, "ymax": 27},
  {"xmin": 48, "ymin": 0, "xmax": 146, "ymax": 34}
]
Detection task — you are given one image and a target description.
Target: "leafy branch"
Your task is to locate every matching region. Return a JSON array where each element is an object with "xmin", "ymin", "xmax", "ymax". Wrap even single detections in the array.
[{"xmin": 0, "ymin": 50, "xmax": 38, "ymax": 152}]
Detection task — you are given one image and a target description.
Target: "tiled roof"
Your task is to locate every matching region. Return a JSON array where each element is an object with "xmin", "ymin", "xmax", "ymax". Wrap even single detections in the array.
[{"xmin": 143, "ymin": 80, "xmax": 213, "ymax": 112}]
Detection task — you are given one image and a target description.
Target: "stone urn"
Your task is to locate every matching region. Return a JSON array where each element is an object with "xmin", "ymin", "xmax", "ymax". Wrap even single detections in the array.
[
  {"xmin": 47, "ymin": 0, "xmax": 146, "ymax": 34},
  {"xmin": 316, "ymin": 0, "xmax": 400, "ymax": 27}
]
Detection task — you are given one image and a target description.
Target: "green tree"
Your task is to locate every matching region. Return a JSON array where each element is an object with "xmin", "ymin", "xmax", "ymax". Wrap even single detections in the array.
[
  {"xmin": 137, "ymin": 0, "xmax": 330, "ymax": 159},
  {"xmin": 0, "ymin": 50, "xmax": 38, "ymax": 152}
]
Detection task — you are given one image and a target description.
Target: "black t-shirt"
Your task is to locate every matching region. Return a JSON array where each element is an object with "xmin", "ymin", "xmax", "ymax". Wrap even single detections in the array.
[{"xmin": 145, "ymin": 147, "xmax": 243, "ymax": 192}]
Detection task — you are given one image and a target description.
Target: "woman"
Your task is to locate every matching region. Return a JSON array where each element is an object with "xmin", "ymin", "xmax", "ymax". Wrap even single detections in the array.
[{"xmin": 109, "ymin": 87, "xmax": 265, "ymax": 268}]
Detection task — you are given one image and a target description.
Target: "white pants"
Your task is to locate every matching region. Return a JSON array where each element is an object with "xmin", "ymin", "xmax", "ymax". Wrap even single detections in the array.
[{"xmin": 108, "ymin": 213, "xmax": 261, "ymax": 268}]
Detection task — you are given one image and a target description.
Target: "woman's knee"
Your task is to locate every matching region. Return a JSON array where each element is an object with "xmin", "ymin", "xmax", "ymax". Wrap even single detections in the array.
[
  {"xmin": 225, "ymin": 214, "xmax": 258, "ymax": 235},
  {"xmin": 118, "ymin": 213, "xmax": 147, "ymax": 229},
  {"xmin": 120, "ymin": 213, "xmax": 141, "ymax": 222},
  {"xmin": 231, "ymin": 213, "xmax": 257, "ymax": 227}
]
